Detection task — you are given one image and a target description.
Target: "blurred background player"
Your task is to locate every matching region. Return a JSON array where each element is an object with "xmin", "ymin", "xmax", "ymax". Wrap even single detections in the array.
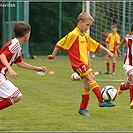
[
  {"xmin": 102, "ymin": 31, "xmax": 109, "ymax": 48},
  {"xmin": 101, "ymin": 32, "xmax": 109, "ymax": 56},
  {"xmin": 104, "ymin": 24, "xmax": 120, "ymax": 74},
  {"xmin": 117, "ymin": 22, "xmax": 133, "ymax": 109},
  {"xmin": 0, "ymin": 21, "xmax": 47, "ymax": 110},
  {"xmin": 48, "ymin": 12, "xmax": 115, "ymax": 117}
]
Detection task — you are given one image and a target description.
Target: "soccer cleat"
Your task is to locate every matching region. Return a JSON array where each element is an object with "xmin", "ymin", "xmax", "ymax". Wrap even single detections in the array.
[
  {"xmin": 104, "ymin": 72, "xmax": 110, "ymax": 74},
  {"xmin": 111, "ymin": 72, "xmax": 115, "ymax": 75},
  {"xmin": 99, "ymin": 100, "xmax": 115, "ymax": 107},
  {"xmin": 117, "ymin": 82, "xmax": 124, "ymax": 96},
  {"xmin": 78, "ymin": 109, "xmax": 90, "ymax": 116},
  {"xmin": 130, "ymin": 101, "xmax": 133, "ymax": 109}
]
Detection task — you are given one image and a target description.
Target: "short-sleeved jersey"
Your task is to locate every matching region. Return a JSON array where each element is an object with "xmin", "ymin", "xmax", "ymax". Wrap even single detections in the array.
[
  {"xmin": 106, "ymin": 32, "xmax": 120, "ymax": 52},
  {"xmin": 0, "ymin": 38, "xmax": 22, "ymax": 75},
  {"xmin": 123, "ymin": 34, "xmax": 133, "ymax": 66},
  {"xmin": 56, "ymin": 27, "xmax": 100, "ymax": 68}
]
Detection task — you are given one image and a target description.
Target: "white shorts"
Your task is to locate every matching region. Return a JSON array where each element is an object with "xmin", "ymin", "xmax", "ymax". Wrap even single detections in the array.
[
  {"xmin": 123, "ymin": 64, "xmax": 133, "ymax": 76},
  {"xmin": 0, "ymin": 74, "xmax": 22, "ymax": 100}
]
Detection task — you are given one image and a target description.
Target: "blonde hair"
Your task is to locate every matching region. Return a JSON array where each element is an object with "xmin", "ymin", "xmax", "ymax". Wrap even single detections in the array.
[{"xmin": 77, "ymin": 12, "xmax": 94, "ymax": 22}]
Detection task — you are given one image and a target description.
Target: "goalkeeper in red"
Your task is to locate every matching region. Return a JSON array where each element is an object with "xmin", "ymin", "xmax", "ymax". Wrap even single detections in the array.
[
  {"xmin": 117, "ymin": 22, "xmax": 133, "ymax": 109},
  {"xmin": 48, "ymin": 12, "xmax": 115, "ymax": 116}
]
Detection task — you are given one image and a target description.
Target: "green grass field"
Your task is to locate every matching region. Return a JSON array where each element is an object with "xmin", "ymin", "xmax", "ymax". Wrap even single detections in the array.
[{"xmin": 0, "ymin": 56, "xmax": 133, "ymax": 131}]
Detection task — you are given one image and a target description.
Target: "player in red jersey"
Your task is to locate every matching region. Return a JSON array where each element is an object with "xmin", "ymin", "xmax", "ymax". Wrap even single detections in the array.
[
  {"xmin": 101, "ymin": 32, "xmax": 109, "ymax": 56},
  {"xmin": 102, "ymin": 32, "xmax": 109, "ymax": 48},
  {"xmin": 117, "ymin": 22, "xmax": 133, "ymax": 109},
  {"xmin": 0, "ymin": 21, "xmax": 47, "ymax": 110},
  {"xmin": 48, "ymin": 12, "xmax": 115, "ymax": 116}
]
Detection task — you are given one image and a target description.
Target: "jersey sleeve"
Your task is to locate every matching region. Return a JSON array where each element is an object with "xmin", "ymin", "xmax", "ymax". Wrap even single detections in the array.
[
  {"xmin": 86, "ymin": 35, "xmax": 100, "ymax": 53},
  {"xmin": 2, "ymin": 49, "xmax": 13, "ymax": 57},
  {"xmin": 56, "ymin": 32, "xmax": 78, "ymax": 50},
  {"xmin": 8, "ymin": 42, "xmax": 20, "ymax": 54}
]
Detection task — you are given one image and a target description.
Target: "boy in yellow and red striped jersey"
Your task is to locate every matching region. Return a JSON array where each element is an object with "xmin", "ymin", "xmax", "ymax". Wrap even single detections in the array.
[
  {"xmin": 48, "ymin": 12, "xmax": 115, "ymax": 116},
  {"xmin": 104, "ymin": 24, "xmax": 120, "ymax": 75}
]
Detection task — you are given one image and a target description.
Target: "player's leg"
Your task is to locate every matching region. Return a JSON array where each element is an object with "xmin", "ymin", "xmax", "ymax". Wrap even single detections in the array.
[
  {"xmin": 0, "ymin": 96, "xmax": 22, "ymax": 110},
  {"xmin": 78, "ymin": 72, "xmax": 103, "ymax": 116},
  {"xmin": 104, "ymin": 56, "xmax": 110, "ymax": 74},
  {"xmin": 84, "ymin": 72, "xmax": 115, "ymax": 107},
  {"xmin": 111, "ymin": 56, "xmax": 116, "ymax": 74},
  {"xmin": 78, "ymin": 86, "xmax": 90, "ymax": 116},
  {"xmin": 75, "ymin": 65, "xmax": 92, "ymax": 116},
  {"xmin": 0, "ymin": 80, "xmax": 22, "ymax": 110},
  {"xmin": 76, "ymin": 64, "xmax": 115, "ymax": 109},
  {"xmin": 117, "ymin": 81, "xmax": 129, "ymax": 96},
  {"xmin": 84, "ymin": 72, "xmax": 103, "ymax": 103},
  {"xmin": 118, "ymin": 65, "xmax": 133, "ymax": 97},
  {"xmin": 127, "ymin": 70, "xmax": 133, "ymax": 109}
]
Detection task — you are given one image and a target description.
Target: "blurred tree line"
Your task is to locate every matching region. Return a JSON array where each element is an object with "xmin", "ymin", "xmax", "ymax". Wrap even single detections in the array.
[
  {"xmin": 1, "ymin": 2, "xmax": 132, "ymax": 56},
  {"xmin": 0, "ymin": 2, "xmax": 82, "ymax": 55},
  {"xmin": 29, "ymin": 2, "xmax": 82, "ymax": 55}
]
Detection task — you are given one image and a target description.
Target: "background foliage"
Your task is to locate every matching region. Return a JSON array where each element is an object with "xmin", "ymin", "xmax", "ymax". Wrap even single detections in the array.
[
  {"xmin": 29, "ymin": 2, "xmax": 82, "ymax": 55},
  {"xmin": 1, "ymin": 2, "xmax": 133, "ymax": 56}
]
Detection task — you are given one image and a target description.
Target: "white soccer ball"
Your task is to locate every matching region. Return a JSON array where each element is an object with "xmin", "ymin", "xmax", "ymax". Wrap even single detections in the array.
[
  {"xmin": 101, "ymin": 85, "xmax": 117, "ymax": 101},
  {"xmin": 71, "ymin": 72, "xmax": 81, "ymax": 81},
  {"xmin": 37, "ymin": 71, "xmax": 46, "ymax": 75}
]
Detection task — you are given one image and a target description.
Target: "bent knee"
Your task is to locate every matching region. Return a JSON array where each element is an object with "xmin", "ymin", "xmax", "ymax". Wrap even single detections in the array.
[{"xmin": 14, "ymin": 95, "xmax": 22, "ymax": 103}]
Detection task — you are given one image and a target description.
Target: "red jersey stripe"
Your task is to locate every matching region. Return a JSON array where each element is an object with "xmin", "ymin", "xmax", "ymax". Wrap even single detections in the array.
[{"xmin": 128, "ymin": 39, "xmax": 132, "ymax": 66}]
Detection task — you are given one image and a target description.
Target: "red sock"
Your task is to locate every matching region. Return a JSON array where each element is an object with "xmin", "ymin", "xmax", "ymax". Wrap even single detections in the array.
[
  {"xmin": 106, "ymin": 62, "xmax": 110, "ymax": 72},
  {"xmin": 112, "ymin": 62, "xmax": 116, "ymax": 73},
  {"xmin": 79, "ymin": 90, "xmax": 90, "ymax": 110},
  {"xmin": 90, "ymin": 82, "xmax": 103, "ymax": 103},
  {"xmin": 129, "ymin": 82, "xmax": 133, "ymax": 103},
  {"xmin": 120, "ymin": 82, "xmax": 129, "ymax": 90},
  {"xmin": 0, "ymin": 98, "xmax": 13, "ymax": 110}
]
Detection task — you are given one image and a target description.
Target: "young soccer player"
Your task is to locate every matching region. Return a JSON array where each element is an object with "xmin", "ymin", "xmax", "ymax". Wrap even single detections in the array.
[
  {"xmin": 48, "ymin": 12, "xmax": 115, "ymax": 116},
  {"xmin": 117, "ymin": 22, "xmax": 133, "ymax": 109},
  {"xmin": 104, "ymin": 24, "xmax": 120, "ymax": 74},
  {"xmin": 0, "ymin": 21, "xmax": 47, "ymax": 110}
]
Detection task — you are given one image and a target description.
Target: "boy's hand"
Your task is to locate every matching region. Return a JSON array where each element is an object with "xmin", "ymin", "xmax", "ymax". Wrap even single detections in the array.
[
  {"xmin": 117, "ymin": 49, "xmax": 121, "ymax": 57},
  {"xmin": 47, "ymin": 55, "xmax": 55, "ymax": 60},
  {"xmin": 36, "ymin": 66, "xmax": 47, "ymax": 72},
  {"xmin": 8, "ymin": 67, "xmax": 18, "ymax": 79},
  {"xmin": 108, "ymin": 52, "xmax": 114, "ymax": 59}
]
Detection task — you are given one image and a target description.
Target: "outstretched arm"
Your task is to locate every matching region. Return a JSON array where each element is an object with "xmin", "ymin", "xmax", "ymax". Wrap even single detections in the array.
[
  {"xmin": 117, "ymin": 39, "xmax": 125, "ymax": 57},
  {"xmin": 47, "ymin": 47, "xmax": 59, "ymax": 60},
  {"xmin": 99, "ymin": 44, "xmax": 114, "ymax": 58},
  {"xmin": 16, "ymin": 61, "xmax": 47, "ymax": 72},
  {"xmin": 117, "ymin": 39, "xmax": 125, "ymax": 50}
]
